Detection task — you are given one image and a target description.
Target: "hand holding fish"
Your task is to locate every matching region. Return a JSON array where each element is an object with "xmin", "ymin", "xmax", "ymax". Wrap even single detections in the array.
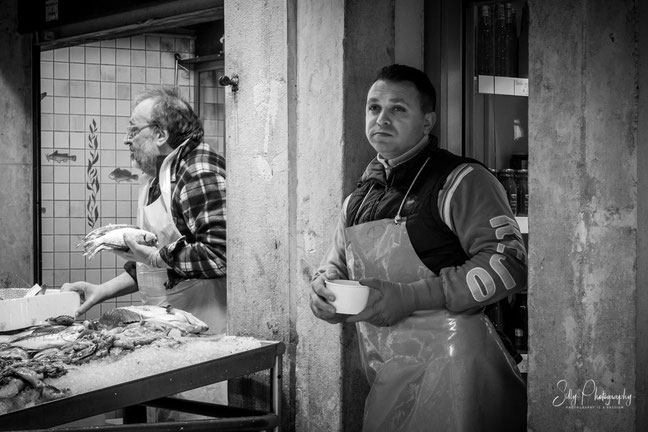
[{"xmin": 114, "ymin": 233, "xmax": 169, "ymax": 269}]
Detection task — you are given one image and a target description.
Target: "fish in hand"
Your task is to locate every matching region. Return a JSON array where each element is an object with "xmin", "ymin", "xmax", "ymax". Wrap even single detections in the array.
[{"xmin": 78, "ymin": 224, "xmax": 157, "ymax": 260}]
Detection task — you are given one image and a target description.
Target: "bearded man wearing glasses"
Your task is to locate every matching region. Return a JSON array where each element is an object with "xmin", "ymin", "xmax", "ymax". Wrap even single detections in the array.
[{"xmin": 62, "ymin": 86, "xmax": 227, "ymax": 419}]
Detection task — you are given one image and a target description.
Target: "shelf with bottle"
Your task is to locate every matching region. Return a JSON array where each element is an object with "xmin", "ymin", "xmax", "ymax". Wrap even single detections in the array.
[
  {"xmin": 473, "ymin": 1, "xmax": 528, "ymax": 95},
  {"xmin": 477, "ymin": 75, "xmax": 528, "ymax": 96}
]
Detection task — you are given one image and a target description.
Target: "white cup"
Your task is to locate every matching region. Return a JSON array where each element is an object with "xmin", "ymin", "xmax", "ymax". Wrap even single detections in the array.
[{"xmin": 325, "ymin": 279, "xmax": 369, "ymax": 315}]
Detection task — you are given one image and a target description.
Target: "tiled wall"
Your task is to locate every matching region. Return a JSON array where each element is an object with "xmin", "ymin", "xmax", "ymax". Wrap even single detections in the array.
[{"xmin": 40, "ymin": 34, "xmax": 196, "ymax": 320}]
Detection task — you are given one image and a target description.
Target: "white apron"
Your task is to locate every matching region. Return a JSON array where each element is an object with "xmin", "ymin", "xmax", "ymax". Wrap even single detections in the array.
[
  {"xmin": 345, "ymin": 162, "xmax": 526, "ymax": 432},
  {"xmin": 136, "ymin": 143, "xmax": 228, "ymax": 418}
]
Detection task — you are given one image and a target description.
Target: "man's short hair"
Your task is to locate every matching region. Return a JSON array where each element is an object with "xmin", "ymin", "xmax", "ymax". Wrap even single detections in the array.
[
  {"xmin": 134, "ymin": 86, "xmax": 204, "ymax": 147},
  {"xmin": 375, "ymin": 64, "xmax": 436, "ymax": 113}
]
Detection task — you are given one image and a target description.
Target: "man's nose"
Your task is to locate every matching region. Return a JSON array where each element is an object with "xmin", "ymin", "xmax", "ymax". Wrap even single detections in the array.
[{"xmin": 376, "ymin": 110, "xmax": 391, "ymax": 126}]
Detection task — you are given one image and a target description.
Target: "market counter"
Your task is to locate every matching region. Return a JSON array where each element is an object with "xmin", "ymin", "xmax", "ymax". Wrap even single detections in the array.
[{"xmin": 0, "ymin": 336, "xmax": 285, "ymax": 431}]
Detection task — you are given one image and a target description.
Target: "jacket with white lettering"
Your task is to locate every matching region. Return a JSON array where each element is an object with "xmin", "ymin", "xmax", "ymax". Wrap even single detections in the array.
[{"xmin": 318, "ymin": 140, "xmax": 527, "ymax": 313}]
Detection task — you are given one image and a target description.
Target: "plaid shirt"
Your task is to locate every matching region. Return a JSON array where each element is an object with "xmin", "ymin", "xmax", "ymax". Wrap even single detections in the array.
[
  {"xmin": 158, "ymin": 139, "xmax": 226, "ymax": 280},
  {"xmin": 124, "ymin": 139, "xmax": 226, "ymax": 286},
  {"xmin": 126, "ymin": 140, "xmax": 225, "ymax": 288}
]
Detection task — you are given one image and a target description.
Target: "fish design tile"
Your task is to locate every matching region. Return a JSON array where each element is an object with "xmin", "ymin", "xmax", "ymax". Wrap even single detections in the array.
[
  {"xmin": 46, "ymin": 150, "xmax": 77, "ymax": 163},
  {"xmin": 108, "ymin": 167, "xmax": 139, "ymax": 183}
]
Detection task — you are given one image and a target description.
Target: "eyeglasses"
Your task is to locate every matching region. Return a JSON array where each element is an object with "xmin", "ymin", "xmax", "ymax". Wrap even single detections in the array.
[{"xmin": 125, "ymin": 123, "xmax": 154, "ymax": 140}]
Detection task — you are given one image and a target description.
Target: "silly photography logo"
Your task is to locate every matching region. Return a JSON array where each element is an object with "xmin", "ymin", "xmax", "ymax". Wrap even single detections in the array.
[{"xmin": 552, "ymin": 379, "xmax": 633, "ymax": 410}]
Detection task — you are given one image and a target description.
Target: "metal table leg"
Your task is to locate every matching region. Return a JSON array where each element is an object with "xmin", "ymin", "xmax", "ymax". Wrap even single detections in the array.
[{"xmin": 271, "ymin": 352, "xmax": 282, "ymax": 432}]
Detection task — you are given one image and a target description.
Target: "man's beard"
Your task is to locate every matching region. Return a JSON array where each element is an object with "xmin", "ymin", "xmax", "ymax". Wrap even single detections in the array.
[{"xmin": 132, "ymin": 152, "xmax": 157, "ymax": 177}]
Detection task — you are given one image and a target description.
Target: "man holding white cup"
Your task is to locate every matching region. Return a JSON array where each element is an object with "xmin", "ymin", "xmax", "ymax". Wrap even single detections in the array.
[{"xmin": 309, "ymin": 64, "xmax": 528, "ymax": 432}]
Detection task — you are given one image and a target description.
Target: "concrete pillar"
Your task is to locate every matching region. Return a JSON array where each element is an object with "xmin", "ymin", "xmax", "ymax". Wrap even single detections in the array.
[
  {"xmin": 295, "ymin": 2, "xmax": 393, "ymax": 431},
  {"xmin": 223, "ymin": 0, "xmax": 295, "ymax": 427},
  {"xmin": 225, "ymin": 0, "xmax": 392, "ymax": 430},
  {"xmin": 528, "ymin": 0, "xmax": 639, "ymax": 430},
  {"xmin": 0, "ymin": 0, "xmax": 34, "ymax": 287}
]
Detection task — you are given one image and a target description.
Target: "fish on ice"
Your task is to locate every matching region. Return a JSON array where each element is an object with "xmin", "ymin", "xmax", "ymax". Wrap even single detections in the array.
[{"xmin": 100, "ymin": 305, "xmax": 209, "ymax": 334}]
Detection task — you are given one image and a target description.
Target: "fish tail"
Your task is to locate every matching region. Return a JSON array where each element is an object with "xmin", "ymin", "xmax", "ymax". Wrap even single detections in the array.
[{"xmin": 83, "ymin": 240, "xmax": 100, "ymax": 259}]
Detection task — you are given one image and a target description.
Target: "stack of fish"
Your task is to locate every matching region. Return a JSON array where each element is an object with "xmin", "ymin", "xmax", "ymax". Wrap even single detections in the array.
[{"xmin": 0, "ymin": 305, "xmax": 209, "ymax": 415}]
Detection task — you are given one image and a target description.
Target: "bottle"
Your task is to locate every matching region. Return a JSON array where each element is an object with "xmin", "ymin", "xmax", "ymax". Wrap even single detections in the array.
[
  {"xmin": 505, "ymin": 3, "xmax": 518, "ymax": 77},
  {"xmin": 494, "ymin": 4, "xmax": 507, "ymax": 76},
  {"xmin": 476, "ymin": 5, "xmax": 494, "ymax": 75},
  {"xmin": 498, "ymin": 169, "xmax": 518, "ymax": 215},
  {"xmin": 513, "ymin": 118, "xmax": 528, "ymax": 152},
  {"xmin": 515, "ymin": 169, "xmax": 528, "ymax": 216},
  {"xmin": 513, "ymin": 292, "xmax": 528, "ymax": 351},
  {"xmin": 510, "ymin": 153, "xmax": 528, "ymax": 170},
  {"xmin": 518, "ymin": 2, "xmax": 529, "ymax": 78}
]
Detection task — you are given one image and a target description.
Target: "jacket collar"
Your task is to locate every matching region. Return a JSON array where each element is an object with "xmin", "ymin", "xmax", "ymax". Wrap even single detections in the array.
[{"xmin": 360, "ymin": 135, "xmax": 438, "ymax": 186}]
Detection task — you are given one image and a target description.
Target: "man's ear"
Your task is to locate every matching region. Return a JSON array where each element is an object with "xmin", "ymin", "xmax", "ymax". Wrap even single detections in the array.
[
  {"xmin": 155, "ymin": 128, "xmax": 169, "ymax": 148},
  {"xmin": 424, "ymin": 112, "xmax": 436, "ymax": 135}
]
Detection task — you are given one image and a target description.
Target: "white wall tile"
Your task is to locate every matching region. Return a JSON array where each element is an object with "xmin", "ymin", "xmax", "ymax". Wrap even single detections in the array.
[
  {"xmin": 131, "ymin": 35, "xmax": 146, "ymax": 49},
  {"xmin": 160, "ymin": 51, "xmax": 175, "ymax": 68},
  {"xmin": 70, "ymin": 98, "xmax": 85, "ymax": 115},
  {"xmin": 116, "ymin": 66, "xmax": 130, "ymax": 83},
  {"xmin": 100, "ymin": 65, "xmax": 116, "ymax": 82},
  {"xmin": 100, "ymin": 116, "xmax": 116, "ymax": 134},
  {"xmin": 41, "ymin": 235, "xmax": 54, "ymax": 253},
  {"xmin": 70, "ymin": 132, "xmax": 85, "ymax": 148},
  {"xmin": 145, "ymin": 35, "xmax": 160, "ymax": 51},
  {"xmin": 146, "ymin": 68, "xmax": 160, "ymax": 84},
  {"xmin": 53, "ymin": 79, "xmax": 70, "ymax": 96},
  {"xmin": 86, "ymin": 64, "xmax": 100, "ymax": 81},
  {"xmin": 53, "ymin": 114, "xmax": 69, "ymax": 131},
  {"xmin": 116, "ymin": 49, "xmax": 130, "ymax": 66},
  {"xmin": 101, "ymin": 99, "xmax": 115, "ymax": 115},
  {"xmin": 101, "ymin": 48, "xmax": 116, "ymax": 65},
  {"xmin": 41, "ymin": 113, "xmax": 54, "ymax": 131},
  {"xmin": 53, "ymin": 48, "xmax": 69, "ymax": 62},
  {"xmin": 116, "ymin": 83, "xmax": 130, "ymax": 100},
  {"xmin": 54, "ymin": 62, "xmax": 69, "ymax": 79},
  {"xmin": 70, "ymin": 115, "xmax": 85, "ymax": 132},
  {"xmin": 86, "ymin": 99, "xmax": 100, "ymax": 115},
  {"xmin": 86, "ymin": 47, "xmax": 100, "ymax": 64},
  {"xmin": 115, "ymin": 38, "xmax": 130, "ymax": 49},
  {"xmin": 146, "ymin": 51, "xmax": 160, "ymax": 68},
  {"xmin": 54, "ymin": 97, "xmax": 69, "ymax": 114},
  {"xmin": 85, "ymin": 81, "xmax": 100, "ymax": 98},
  {"xmin": 131, "ymin": 67, "xmax": 145, "ymax": 83},
  {"xmin": 101, "ymin": 82, "xmax": 116, "ymax": 99},
  {"xmin": 70, "ymin": 46, "xmax": 85, "ymax": 63},
  {"xmin": 41, "ymin": 96, "xmax": 54, "ymax": 114},
  {"xmin": 116, "ymin": 100, "xmax": 131, "ymax": 116},
  {"xmin": 131, "ymin": 50, "xmax": 146, "ymax": 67},
  {"xmin": 70, "ymin": 167, "xmax": 85, "ymax": 184},
  {"xmin": 70, "ymin": 63, "xmax": 84, "ymax": 80},
  {"xmin": 69, "ymin": 80, "xmax": 84, "ymax": 97}
]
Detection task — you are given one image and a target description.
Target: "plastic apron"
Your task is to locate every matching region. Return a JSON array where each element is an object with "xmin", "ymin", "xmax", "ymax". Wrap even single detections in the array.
[
  {"xmin": 137, "ymin": 142, "xmax": 228, "ymax": 419},
  {"xmin": 345, "ymin": 161, "xmax": 526, "ymax": 432}
]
